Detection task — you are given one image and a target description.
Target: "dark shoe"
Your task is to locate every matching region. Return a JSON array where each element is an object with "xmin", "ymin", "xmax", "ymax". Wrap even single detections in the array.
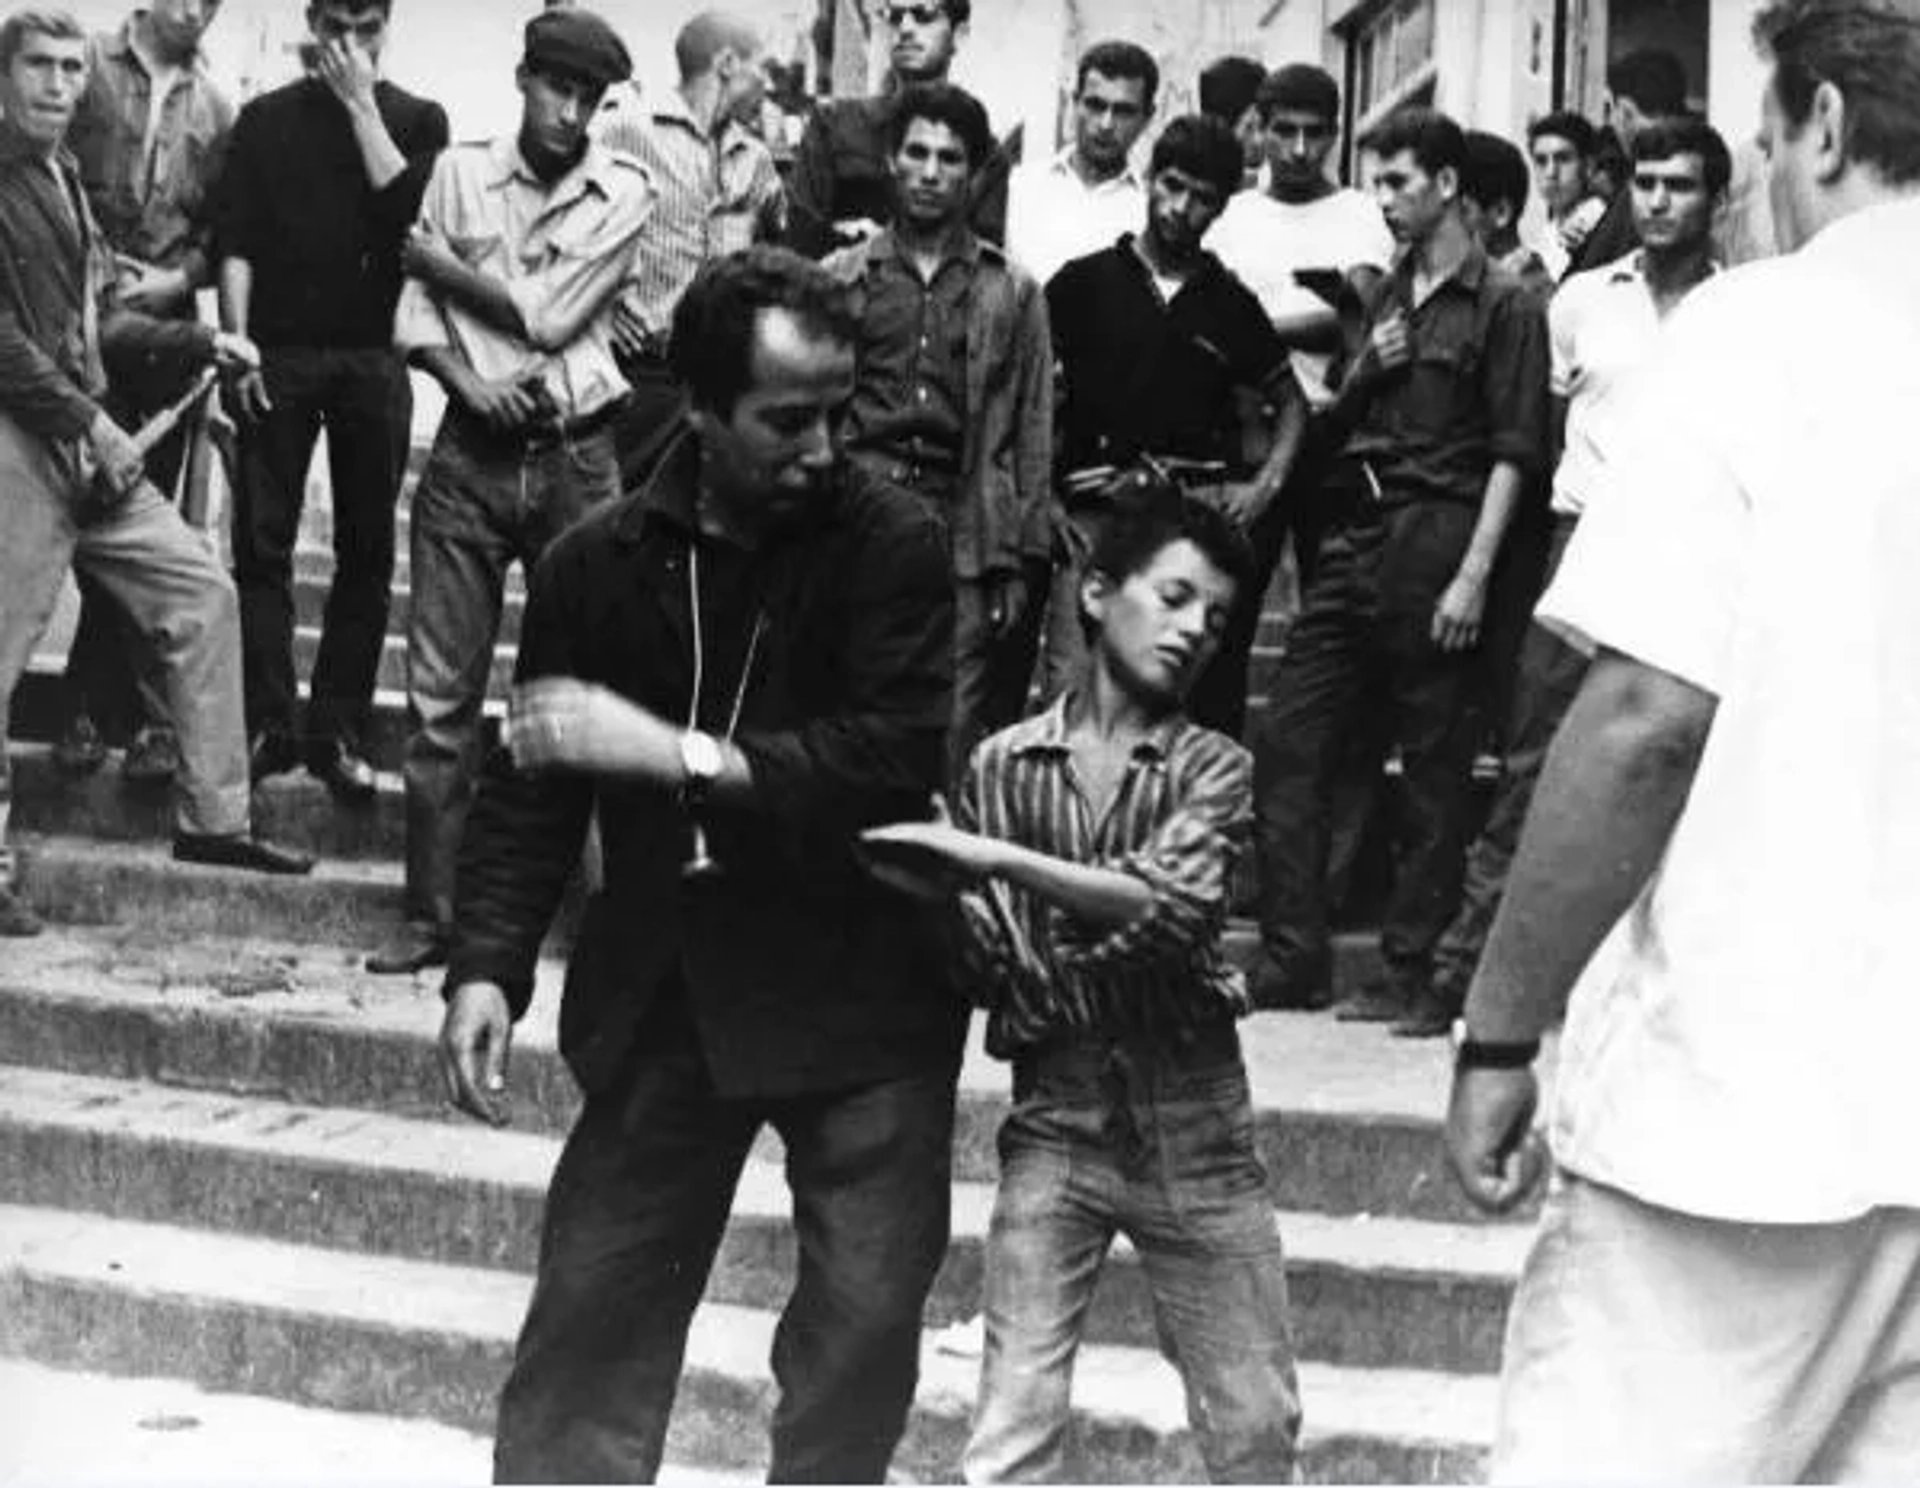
[
  {"xmin": 53, "ymin": 713, "xmax": 108, "ymax": 777},
  {"xmin": 121, "ymin": 725, "xmax": 182, "ymax": 788},
  {"xmin": 307, "ymin": 739, "xmax": 378, "ymax": 804},
  {"xmin": 250, "ymin": 731, "xmax": 302, "ymax": 784},
  {"xmin": 1391, "ymin": 987, "xmax": 1460, "ymax": 1040},
  {"xmin": 1334, "ymin": 982, "xmax": 1413, "ymax": 1023},
  {"xmin": 173, "ymin": 832, "xmax": 316, "ymax": 876},
  {"xmin": 1248, "ymin": 952, "xmax": 1335, "ymax": 1012},
  {"xmin": 366, "ymin": 921, "xmax": 449, "ymax": 976},
  {"xmin": 0, "ymin": 888, "xmax": 43, "ymax": 937}
]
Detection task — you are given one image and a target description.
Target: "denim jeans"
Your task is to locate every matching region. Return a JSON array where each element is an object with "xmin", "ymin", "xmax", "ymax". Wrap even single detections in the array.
[
  {"xmin": 964, "ymin": 1023, "xmax": 1300, "ymax": 1484},
  {"xmin": 232, "ymin": 345, "xmax": 412, "ymax": 747},
  {"xmin": 402, "ymin": 412, "xmax": 620, "ymax": 930},
  {"xmin": 1252, "ymin": 491, "xmax": 1490, "ymax": 990},
  {"xmin": 493, "ymin": 986, "xmax": 959, "ymax": 1484}
]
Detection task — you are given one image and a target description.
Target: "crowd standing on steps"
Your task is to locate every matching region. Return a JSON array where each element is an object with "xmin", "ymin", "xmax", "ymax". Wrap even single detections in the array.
[{"xmin": 5, "ymin": 0, "xmax": 1920, "ymax": 1483}]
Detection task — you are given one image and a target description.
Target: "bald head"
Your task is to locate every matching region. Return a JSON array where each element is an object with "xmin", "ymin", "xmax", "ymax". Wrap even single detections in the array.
[{"xmin": 676, "ymin": 10, "xmax": 760, "ymax": 82}]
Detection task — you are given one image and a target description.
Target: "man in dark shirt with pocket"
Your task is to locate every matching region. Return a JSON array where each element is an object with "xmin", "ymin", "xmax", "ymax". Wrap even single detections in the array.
[
  {"xmin": 1249, "ymin": 108, "xmax": 1549, "ymax": 1020},
  {"xmin": 213, "ymin": 0, "xmax": 447, "ymax": 799},
  {"xmin": 1040, "ymin": 113, "xmax": 1305, "ymax": 736}
]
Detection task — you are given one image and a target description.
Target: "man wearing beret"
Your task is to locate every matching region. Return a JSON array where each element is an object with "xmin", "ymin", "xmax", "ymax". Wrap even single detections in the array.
[{"xmin": 366, "ymin": 8, "xmax": 653, "ymax": 974}]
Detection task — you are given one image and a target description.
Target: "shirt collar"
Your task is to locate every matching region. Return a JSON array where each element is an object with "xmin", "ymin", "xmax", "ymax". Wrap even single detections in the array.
[
  {"xmin": 1605, "ymin": 248, "xmax": 1725, "ymax": 287},
  {"xmin": 485, "ymin": 135, "xmax": 622, "ymax": 204},
  {"xmin": 614, "ymin": 424, "xmax": 853, "ymax": 551},
  {"xmin": 0, "ymin": 123, "xmax": 74, "ymax": 173},
  {"xmin": 1386, "ymin": 238, "xmax": 1487, "ymax": 301},
  {"xmin": 1008, "ymin": 692, "xmax": 1188, "ymax": 765},
  {"xmin": 1049, "ymin": 147, "xmax": 1142, "ymax": 191},
  {"xmin": 874, "ymin": 224, "xmax": 984, "ymax": 273},
  {"xmin": 650, "ymin": 88, "xmax": 753, "ymax": 153},
  {"xmin": 1801, "ymin": 193, "xmax": 1920, "ymax": 261}
]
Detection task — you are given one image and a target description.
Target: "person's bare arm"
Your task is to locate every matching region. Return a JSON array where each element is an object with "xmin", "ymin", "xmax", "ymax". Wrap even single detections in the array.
[{"xmin": 1432, "ymin": 460, "xmax": 1524, "ymax": 652}]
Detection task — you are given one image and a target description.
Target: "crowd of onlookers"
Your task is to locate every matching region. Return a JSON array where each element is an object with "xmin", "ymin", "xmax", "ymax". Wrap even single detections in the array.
[{"xmin": 7, "ymin": 2, "xmax": 1920, "ymax": 1484}]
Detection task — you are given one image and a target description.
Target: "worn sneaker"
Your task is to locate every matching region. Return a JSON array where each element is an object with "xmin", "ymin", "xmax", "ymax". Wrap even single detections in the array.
[
  {"xmin": 52, "ymin": 713, "xmax": 108, "ymax": 776},
  {"xmin": 121, "ymin": 725, "xmax": 183, "ymax": 788}
]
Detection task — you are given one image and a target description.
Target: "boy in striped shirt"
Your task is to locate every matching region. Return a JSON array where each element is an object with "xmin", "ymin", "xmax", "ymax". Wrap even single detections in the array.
[{"xmin": 864, "ymin": 477, "xmax": 1301, "ymax": 1482}]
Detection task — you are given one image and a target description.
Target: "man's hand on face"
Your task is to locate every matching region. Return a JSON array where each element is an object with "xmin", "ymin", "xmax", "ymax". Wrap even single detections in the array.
[
  {"xmin": 1446, "ymin": 1065, "xmax": 1549, "ymax": 1214},
  {"xmin": 85, "ymin": 410, "xmax": 145, "ymax": 499},
  {"xmin": 315, "ymin": 35, "xmax": 379, "ymax": 113},
  {"xmin": 438, "ymin": 982, "xmax": 514, "ymax": 1127}
]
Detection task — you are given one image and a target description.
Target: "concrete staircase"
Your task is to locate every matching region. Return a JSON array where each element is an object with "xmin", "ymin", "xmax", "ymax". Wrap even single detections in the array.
[{"xmin": 0, "ymin": 472, "xmax": 1532, "ymax": 1482}]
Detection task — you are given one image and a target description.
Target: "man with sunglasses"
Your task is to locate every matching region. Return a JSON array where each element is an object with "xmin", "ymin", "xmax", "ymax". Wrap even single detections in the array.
[{"xmin": 786, "ymin": 0, "xmax": 1008, "ymax": 257}]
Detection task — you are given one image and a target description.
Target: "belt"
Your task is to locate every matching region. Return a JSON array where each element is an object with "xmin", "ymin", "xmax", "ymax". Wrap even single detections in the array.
[{"xmin": 457, "ymin": 396, "xmax": 626, "ymax": 450}]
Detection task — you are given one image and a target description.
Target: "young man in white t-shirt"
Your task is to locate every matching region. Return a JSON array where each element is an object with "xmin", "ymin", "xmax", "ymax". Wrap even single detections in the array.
[{"xmin": 1447, "ymin": 3, "xmax": 1920, "ymax": 1477}]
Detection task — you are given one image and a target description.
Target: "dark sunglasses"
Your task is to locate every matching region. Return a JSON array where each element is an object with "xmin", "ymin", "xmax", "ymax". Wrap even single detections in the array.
[{"xmin": 885, "ymin": 4, "xmax": 946, "ymax": 26}]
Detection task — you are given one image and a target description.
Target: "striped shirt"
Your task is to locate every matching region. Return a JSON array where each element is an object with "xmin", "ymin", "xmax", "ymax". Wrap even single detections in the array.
[
  {"xmin": 956, "ymin": 696, "xmax": 1252, "ymax": 1059},
  {"xmin": 594, "ymin": 88, "xmax": 784, "ymax": 340}
]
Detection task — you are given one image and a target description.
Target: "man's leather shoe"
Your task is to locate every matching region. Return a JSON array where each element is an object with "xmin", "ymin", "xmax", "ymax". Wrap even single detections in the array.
[
  {"xmin": 1391, "ymin": 989, "xmax": 1459, "ymax": 1039},
  {"xmin": 307, "ymin": 740, "xmax": 378, "ymax": 804},
  {"xmin": 173, "ymin": 832, "xmax": 316, "ymax": 876},
  {"xmin": 0, "ymin": 888, "xmax": 43, "ymax": 937},
  {"xmin": 1248, "ymin": 953, "xmax": 1334, "ymax": 1012},
  {"xmin": 1333, "ymin": 982, "xmax": 1412, "ymax": 1023},
  {"xmin": 250, "ymin": 731, "xmax": 301, "ymax": 784},
  {"xmin": 366, "ymin": 922, "xmax": 450, "ymax": 975},
  {"xmin": 122, "ymin": 725, "xmax": 182, "ymax": 788},
  {"xmin": 53, "ymin": 714, "xmax": 108, "ymax": 777}
]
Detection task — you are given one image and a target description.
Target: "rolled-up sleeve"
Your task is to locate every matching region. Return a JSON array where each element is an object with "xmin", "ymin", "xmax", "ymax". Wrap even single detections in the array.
[
  {"xmin": 733, "ymin": 494, "xmax": 954, "ymax": 841},
  {"xmin": 392, "ymin": 155, "xmax": 454, "ymax": 353},
  {"xmin": 1048, "ymin": 741, "xmax": 1251, "ymax": 981},
  {"xmin": 1481, "ymin": 284, "xmax": 1551, "ymax": 476}
]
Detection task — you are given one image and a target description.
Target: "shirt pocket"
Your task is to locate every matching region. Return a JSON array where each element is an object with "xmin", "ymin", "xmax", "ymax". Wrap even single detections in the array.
[{"xmin": 1400, "ymin": 325, "xmax": 1481, "ymax": 437}]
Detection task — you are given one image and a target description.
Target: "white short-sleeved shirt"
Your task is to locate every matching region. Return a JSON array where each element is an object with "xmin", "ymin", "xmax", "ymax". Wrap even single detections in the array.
[
  {"xmin": 1204, "ymin": 185, "xmax": 1394, "ymax": 407},
  {"xmin": 1536, "ymin": 195, "xmax": 1920, "ymax": 1223},
  {"xmin": 1006, "ymin": 152, "xmax": 1145, "ymax": 290},
  {"xmin": 1548, "ymin": 252, "xmax": 1717, "ymax": 516}
]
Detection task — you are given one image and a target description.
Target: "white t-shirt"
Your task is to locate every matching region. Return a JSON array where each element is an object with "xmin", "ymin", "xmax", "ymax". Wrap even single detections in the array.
[
  {"xmin": 1204, "ymin": 185, "xmax": 1394, "ymax": 407},
  {"xmin": 1536, "ymin": 195, "xmax": 1920, "ymax": 1224},
  {"xmin": 1006, "ymin": 152, "xmax": 1146, "ymax": 289}
]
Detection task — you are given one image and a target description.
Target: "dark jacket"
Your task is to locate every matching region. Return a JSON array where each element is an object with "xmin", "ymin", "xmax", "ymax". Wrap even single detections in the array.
[{"xmin": 444, "ymin": 428, "xmax": 966, "ymax": 1099}]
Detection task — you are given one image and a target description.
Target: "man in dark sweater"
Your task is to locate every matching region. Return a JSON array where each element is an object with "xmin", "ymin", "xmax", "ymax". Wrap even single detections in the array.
[
  {"xmin": 438, "ymin": 248, "xmax": 963, "ymax": 1482},
  {"xmin": 213, "ymin": 0, "xmax": 446, "ymax": 799}
]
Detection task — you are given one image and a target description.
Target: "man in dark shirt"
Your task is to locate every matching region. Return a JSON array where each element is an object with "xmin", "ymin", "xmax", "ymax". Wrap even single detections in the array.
[
  {"xmin": 213, "ymin": 0, "xmax": 447, "ymax": 799},
  {"xmin": 1249, "ymin": 108, "xmax": 1549, "ymax": 1019},
  {"xmin": 825, "ymin": 82, "xmax": 1052, "ymax": 781},
  {"xmin": 1041, "ymin": 114, "xmax": 1304, "ymax": 736},
  {"xmin": 437, "ymin": 247, "xmax": 962, "ymax": 1483},
  {"xmin": 0, "ymin": 8, "xmax": 312, "ymax": 939},
  {"xmin": 786, "ymin": 0, "xmax": 1007, "ymax": 257}
]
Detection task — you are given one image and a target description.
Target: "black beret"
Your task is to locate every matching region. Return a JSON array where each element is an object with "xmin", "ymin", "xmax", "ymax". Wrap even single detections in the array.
[{"xmin": 523, "ymin": 8, "xmax": 632, "ymax": 87}]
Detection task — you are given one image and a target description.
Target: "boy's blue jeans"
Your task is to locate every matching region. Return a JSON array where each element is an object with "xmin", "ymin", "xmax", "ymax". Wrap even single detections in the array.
[{"xmin": 964, "ymin": 1021, "xmax": 1301, "ymax": 1483}]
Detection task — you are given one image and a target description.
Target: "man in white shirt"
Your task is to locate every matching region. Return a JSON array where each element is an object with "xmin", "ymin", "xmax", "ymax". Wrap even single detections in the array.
[
  {"xmin": 1403, "ymin": 116, "xmax": 1726, "ymax": 1040},
  {"xmin": 1005, "ymin": 40, "xmax": 1155, "ymax": 288},
  {"xmin": 1446, "ymin": 2, "xmax": 1920, "ymax": 1478}
]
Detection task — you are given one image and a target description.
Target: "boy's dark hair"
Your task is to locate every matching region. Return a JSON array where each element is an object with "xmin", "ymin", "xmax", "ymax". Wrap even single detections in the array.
[
  {"xmin": 1076, "ymin": 39, "xmax": 1159, "ymax": 108},
  {"xmin": 1755, "ymin": 0, "xmax": 1920, "ymax": 185},
  {"xmin": 886, "ymin": 80, "xmax": 994, "ymax": 170},
  {"xmin": 670, "ymin": 246, "xmax": 860, "ymax": 418},
  {"xmin": 1257, "ymin": 62, "xmax": 1339, "ymax": 124},
  {"xmin": 1197, "ymin": 55, "xmax": 1265, "ymax": 124},
  {"xmin": 1607, "ymin": 47, "xmax": 1689, "ymax": 114},
  {"xmin": 1631, "ymin": 114, "xmax": 1734, "ymax": 195},
  {"xmin": 1527, "ymin": 110, "xmax": 1598, "ymax": 158},
  {"xmin": 1147, "ymin": 113, "xmax": 1244, "ymax": 199},
  {"xmin": 1462, "ymin": 129, "xmax": 1531, "ymax": 219},
  {"xmin": 1357, "ymin": 106, "xmax": 1468, "ymax": 180},
  {"xmin": 1081, "ymin": 472, "xmax": 1257, "ymax": 639}
]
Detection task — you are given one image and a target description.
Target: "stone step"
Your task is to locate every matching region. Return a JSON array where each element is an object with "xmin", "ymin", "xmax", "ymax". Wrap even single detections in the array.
[
  {"xmin": 0, "ymin": 1066, "xmax": 1525, "ymax": 1376},
  {"xmin": 6, "ymin": 744, "xmax": 407, "ymax": 861},
  {"xmin": 0, "ymin": 926, "xmax": 1539, "ymax": 1226},
  {"xmin": 0, "ymin": 1204, "xmax": 1494, "ymax": 1482}
]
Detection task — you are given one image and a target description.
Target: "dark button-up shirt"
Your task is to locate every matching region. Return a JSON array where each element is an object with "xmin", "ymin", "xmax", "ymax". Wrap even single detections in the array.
[
  {"xmin": 67, "ymin": 19, "xmax": 232, "ymax": 279},
  {"xmin": 212, "ymin": 76, "xmax": 447, "ymax": 348},
  {"xmin": 956, "ymin": 697, "xmax": 1253, "ymax": 1059},
  {"xmin": 842, "ymin": 231, "xmax": 972, "ymax": 484},
  {"xmin": 785, "ymin": 90, "xmax": 1009, "ymax": 259},
  {"xmin": 1046, "ymin": 236, "xmax": 1290, "ymax": 477},
  {"xmin": 1345, "ymin": 244, "xmax": 1550, "ymax": 506},
  {"xmin": 445, "ymin": 427, "xmax": 964, "ymax": 1099},
  {"xmin": 0, "ymin": 126, "xmax": 214, "ymax": 444}
]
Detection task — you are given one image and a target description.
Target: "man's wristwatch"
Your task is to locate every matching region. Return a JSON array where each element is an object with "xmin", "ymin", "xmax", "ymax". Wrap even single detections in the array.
[
  {"xmin": 1451, "ymin": 1018, "xmax": 1540, "ymax": 1071},
  {"xmin": 679, "ymin": 729, "xmax": 724, "ymax": 808}
]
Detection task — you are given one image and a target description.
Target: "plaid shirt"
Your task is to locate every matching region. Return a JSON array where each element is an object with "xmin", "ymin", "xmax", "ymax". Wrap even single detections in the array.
[
  {"xmin": 956, "ymin": 697, "xmax": 1252, "ymax": 1058},
  {"xmin": 594, "ymin": 87, "xmax": 784, "ymax": 340}
]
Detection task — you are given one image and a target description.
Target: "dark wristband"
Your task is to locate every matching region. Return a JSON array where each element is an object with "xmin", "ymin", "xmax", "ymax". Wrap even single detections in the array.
[{"xmin": 1452, "ymin": 1019, "xmax": 1541, "ymax": 1071}]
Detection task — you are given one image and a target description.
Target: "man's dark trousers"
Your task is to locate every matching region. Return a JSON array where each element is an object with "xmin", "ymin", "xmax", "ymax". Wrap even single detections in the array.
[
  {"xmin": 1253, "ymin": 475, "xmax": 1489, "ymax": 993},
  {"xmin": 232, "ymin": 345, "xmax": 412, "ymax": 753},
  {"xmin": 492, "ymin": 986, "xmax": 959, "ymax": 1484}
]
